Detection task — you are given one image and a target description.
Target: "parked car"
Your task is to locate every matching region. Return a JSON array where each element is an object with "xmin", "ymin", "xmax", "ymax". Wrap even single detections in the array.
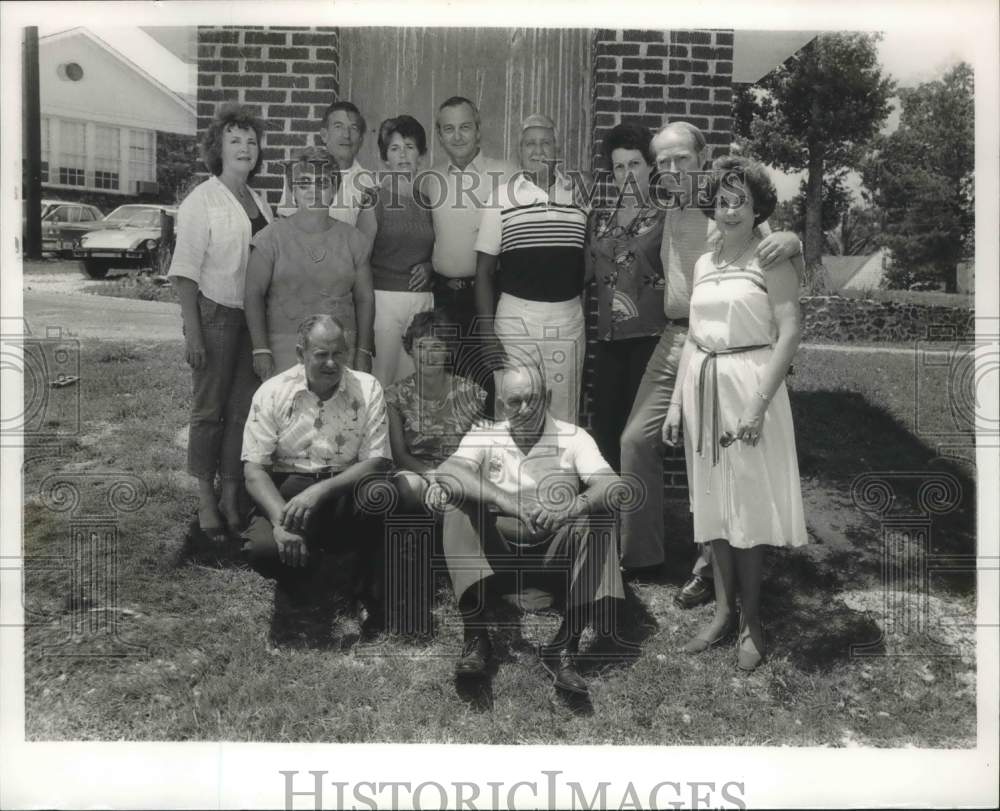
[
  {"xmin": 74, "ymin": 207, "xmax": 177, "ymax": 279},
  {"xmin": 38, "ymin": 201, "xmax": 104, "ymax": 256}
]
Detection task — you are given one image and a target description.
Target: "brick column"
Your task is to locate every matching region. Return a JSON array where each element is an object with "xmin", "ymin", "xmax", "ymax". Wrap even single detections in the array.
[
  {"xmin": 588, "ymin": 29, "xmax": 734, "ymax": 497},
  {"xmin": 195, "ymin": 26, "xmax": 339, "ymax": 207}
]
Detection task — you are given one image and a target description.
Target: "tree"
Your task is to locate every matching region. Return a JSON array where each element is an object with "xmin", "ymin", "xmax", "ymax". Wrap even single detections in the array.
[
  {"xmin": 861, "ymin": 63, "xmax": 974, "ymax": 292},
  {"xmin": 733, "ymin": 33, "xmax": 894, "ymax": 287},
  {"xmin": 826, "ymin": 205, "xmax": 882, "ymax": 256},
  {"xmin": 767, "ymin": 173, "xmax": 852, "ymax": 239}
]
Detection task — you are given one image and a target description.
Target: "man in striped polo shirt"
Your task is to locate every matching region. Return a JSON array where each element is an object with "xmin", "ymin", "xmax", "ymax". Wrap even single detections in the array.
[{"xmin": 473, "ymin": 114, "xmax": 589, "ymax": 424}]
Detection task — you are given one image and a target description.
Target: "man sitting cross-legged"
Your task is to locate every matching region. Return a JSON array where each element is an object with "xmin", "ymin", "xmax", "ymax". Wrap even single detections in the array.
[
  {"xmin": 431, "ymin": 359, "xmax": 629, "ymax": 696},
  {"xmin": 241, "ymin": 314, "xmax": 392, "ymax": 629}
]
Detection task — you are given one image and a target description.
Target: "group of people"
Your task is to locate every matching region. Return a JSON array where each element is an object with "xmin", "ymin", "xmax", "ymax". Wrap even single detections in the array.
[{"xmin": 168, "ymin": 94, "xmax": 809, "ymax": 696}]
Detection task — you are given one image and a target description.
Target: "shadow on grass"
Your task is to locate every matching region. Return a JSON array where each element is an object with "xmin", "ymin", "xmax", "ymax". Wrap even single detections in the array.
[{"xmin": 791, "ymin": 389, "xmax": 976, "ymax": 593}]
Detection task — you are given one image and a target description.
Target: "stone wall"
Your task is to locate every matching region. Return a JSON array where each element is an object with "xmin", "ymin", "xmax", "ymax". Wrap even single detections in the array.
[{"xmin": 800, "ymin": 296, "xmax": 975, "ymax": 342}]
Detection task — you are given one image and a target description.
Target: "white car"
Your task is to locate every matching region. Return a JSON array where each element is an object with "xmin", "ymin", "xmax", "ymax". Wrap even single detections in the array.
[{"xmin": 74, "ymin": 207, "xmax": 177, "ymax": 279}]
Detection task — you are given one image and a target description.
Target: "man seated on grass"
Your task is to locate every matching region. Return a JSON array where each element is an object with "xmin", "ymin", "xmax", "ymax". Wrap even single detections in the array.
[
  {"xmin": 431, "ymin": 359, "xmax": 628, "ymax": 697},
  {"xmin": 241, "ymin": 314, "xmax": 392, "ymax": 629}
]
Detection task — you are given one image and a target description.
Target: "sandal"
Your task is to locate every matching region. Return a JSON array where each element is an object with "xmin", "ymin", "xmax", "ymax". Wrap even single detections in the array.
[
  {"xmin": 736, "ymin": 619, "xmax": 766, "ymax": 672},
  {"xmin": 681, "ymin": 620, "xmax": 737, "ymax": 654}
]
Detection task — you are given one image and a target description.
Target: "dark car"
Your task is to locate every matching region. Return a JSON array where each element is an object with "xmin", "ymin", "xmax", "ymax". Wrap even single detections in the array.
[
  {"xmin": 38, "ymin": 201, "xmax": 104, "ymax": 256},
  {"xmin": 73, "ymin": 207, "xmax": 177, "ymax": 279}
]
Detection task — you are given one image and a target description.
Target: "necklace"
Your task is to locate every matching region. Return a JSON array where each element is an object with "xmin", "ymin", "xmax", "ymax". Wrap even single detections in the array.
[
  {"xmin": 713, "ymin": 233, "xmax": 755, "ymax": 270},
  {"xmin": 289, "ymin": 217, "xmax": 330, "ymax": 263}
]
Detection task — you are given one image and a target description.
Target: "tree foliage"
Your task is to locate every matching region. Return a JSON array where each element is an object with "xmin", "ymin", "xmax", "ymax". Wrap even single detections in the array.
[
  {"xmin": 734, "ymin": 33, "xmax": 894, "ymax": 285},
  {"xmin": 861, "ymin": 62, "xmax": 974, "ymax": 291}
]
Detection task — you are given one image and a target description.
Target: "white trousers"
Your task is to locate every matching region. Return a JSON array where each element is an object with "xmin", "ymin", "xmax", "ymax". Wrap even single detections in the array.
[
  {"xmin": 372, "ymin": 289, "xmax": 435, "ymax": 387},
  {"xmin": 494, "ymin": 293, "xmax": 585, "ymax": 424}
]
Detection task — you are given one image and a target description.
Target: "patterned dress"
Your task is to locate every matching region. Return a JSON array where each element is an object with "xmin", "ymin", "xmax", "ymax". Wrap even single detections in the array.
[
  {"xmin": 680, "ymin": 253, "xmax": 808, "ymax": 549},
  {"xmin": 384, "ymin": 374, "xmax": 486, "ymax": 465}
]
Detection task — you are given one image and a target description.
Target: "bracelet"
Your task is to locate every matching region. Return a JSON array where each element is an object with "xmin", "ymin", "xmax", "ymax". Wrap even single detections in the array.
[
  {"xmin": 252, "ymin": 348, "xmax": 272, "ymax": 356},
  {"xmin": 575, "ymin": 492, "xmax": 591, "ymax": 515},
  {"xmin": 357, "ymin": 347, "xmax": 374, "ymax": 358},
  {"xmin": 667, "ymin": 401, "xmax": 682, "ymax": 410},
  {"xmin": 754, "ymin": 390, "xmax": 770, "ymax": 403}
]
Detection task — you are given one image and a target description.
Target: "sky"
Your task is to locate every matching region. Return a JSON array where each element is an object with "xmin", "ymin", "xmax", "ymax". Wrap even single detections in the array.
[{"xmin": 37, "ymin": 23, "xmax": 972, "ymax": 201}]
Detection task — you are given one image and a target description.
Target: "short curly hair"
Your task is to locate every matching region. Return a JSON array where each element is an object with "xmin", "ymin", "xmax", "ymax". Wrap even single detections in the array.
[
  {"xmin": 402, "ymin": 309, "xmax": 458, "ymax": 360},
  {"xmin": 602, "ymin": 122, "xmax": 654, "ymax": 166},
  {"xmin": 200, "ymin": 103, "xmax": 266, "ymax": 179},
  {"xmin": 702, "ymin": 155, "xmax": 777, "ymax": 227},
  {"xmin": 377, "ymin": 115, "xmax": 428, "ymax": 162}
]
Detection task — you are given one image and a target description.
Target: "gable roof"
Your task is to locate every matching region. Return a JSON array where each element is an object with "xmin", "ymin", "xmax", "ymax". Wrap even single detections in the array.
[
  {"xmin": 40, "ymin": 27, "xmax": 194, "ymax": 119},
  {"xmin": 822, "ymin": 255, "xmax": 874, "ymax": 289}
]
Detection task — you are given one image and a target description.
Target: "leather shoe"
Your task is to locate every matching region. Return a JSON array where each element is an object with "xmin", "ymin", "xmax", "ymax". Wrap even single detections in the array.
[
  {"xmin": 539, "ymin": 646, "xmax": 589, "ymax": 695},
  {"xmin": 455, "ymin": 634, "xmax": 491, "ymax": 677},
  {"xmin": 673, "ymin": 575, "xmax": 714, "ymax": 609}
]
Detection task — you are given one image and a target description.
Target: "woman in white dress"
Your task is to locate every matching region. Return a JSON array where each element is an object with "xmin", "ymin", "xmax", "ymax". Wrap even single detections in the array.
[{"xmin": 662, "ymin": 156, "xmax": 807, "ymax": 671}]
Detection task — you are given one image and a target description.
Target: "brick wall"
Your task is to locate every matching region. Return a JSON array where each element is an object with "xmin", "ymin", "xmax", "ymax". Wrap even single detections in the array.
[
  {"xmin": 195, "ymin": 26, "xmax": 339, "ymax": 207},
  {"xmin": 585, "ymin": 29, "xmax": 734, "ymax": 498},
  {"xmin": 192, "ymin": 26, "xmax": 738, "ymax": 498}
]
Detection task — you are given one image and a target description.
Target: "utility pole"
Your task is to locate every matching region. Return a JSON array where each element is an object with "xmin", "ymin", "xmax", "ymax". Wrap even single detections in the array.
[{"xmin": 23, "ymin": 26, "xmax": 42, "ymax": 260}]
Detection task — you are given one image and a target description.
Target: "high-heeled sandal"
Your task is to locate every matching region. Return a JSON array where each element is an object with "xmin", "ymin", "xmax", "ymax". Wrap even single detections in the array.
[{"xmin": 736, "ymin": 619, "xmax": 766, "ymax": 671}]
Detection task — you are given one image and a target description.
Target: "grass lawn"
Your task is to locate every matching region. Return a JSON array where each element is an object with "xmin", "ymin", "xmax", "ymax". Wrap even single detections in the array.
[{"xmin": 22, "ymin": 340, "xmax": 977, "ymax": 744}]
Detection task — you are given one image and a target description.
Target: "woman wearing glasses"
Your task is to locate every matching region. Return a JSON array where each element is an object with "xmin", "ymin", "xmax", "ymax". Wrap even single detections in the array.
[
  {"xmin": 244, "ymin": 146, "xmax": 375, "ymax": 376},
  {"xmin": 585, "ymin": 122, "xmax": 667, "ymax": 470}
]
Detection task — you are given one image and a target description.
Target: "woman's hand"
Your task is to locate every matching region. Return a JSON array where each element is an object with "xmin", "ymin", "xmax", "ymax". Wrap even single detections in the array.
[
  {"xmin": 736, "ymin": 402, "xmax": 766, "ymax": 447},
  {"xmin": 408, "ymin": 261, "xmax": 433, "ymax": 292},
  {"xmin": 253, "ymin": 352, "xmax": 274, "ymax": 381},
  {"xmin": 185, "ymin": 332, "xmax": 206, "ymax": 370},
  {"xmin": 662, "ymin": 402, "xmax": 683, "ymax": 446}
]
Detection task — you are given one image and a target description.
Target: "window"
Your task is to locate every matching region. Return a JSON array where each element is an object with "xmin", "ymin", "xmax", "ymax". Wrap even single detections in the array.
[
  {"xmin": 40, "ymin": 117, "xmax": 50, "ymax": 183},
  {"xmin": 93, "ymin": 125, "xmax": 119, "ymax": 191},
  {"xmin": 58, "ymin": 120, "xmax": 86, "ymax": 186},
  {"xmin": 129, "ymin": 129, "xmax": 154, "ymax": 186}
]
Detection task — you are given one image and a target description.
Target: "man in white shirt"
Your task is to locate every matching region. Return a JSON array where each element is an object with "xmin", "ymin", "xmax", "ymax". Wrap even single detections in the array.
[
  {"xmin": 241, "ymin": 314, "xmax": 392, "ymax": 627},
  {"xmin": 418, "ymin": 97, "xmax": 518, "ymax": 411},
  {"xmin": 433, "ymin": 361, "xmax": 627, "ymax": 696}
]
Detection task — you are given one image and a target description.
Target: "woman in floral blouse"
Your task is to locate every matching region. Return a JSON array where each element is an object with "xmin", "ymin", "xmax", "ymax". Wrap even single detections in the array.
[
  {"xmin": 385, "ymin": 309, "xmax": 486, "ymax": 510},
  {"xmin": 586, "ymin": 122, "xmax": 666, "ymax": 470}
]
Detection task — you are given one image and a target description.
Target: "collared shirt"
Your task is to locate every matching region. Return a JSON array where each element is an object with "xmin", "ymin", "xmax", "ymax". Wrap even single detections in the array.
[
  {"xmin": 451, "ymin": 415, "xmax": 610, "ymax": 504},
  {"xmin": 660, "ymin": 208, "xmax": 772, "ymax": 320},
  {"xmin": 167, "ymin": 175, "xmax": 274, "ymax": 309},
  {"xmin": 242, "ymin": 364, "xmax": 391, "ymax": 474},
  {"xmin": 423, "ymin": 152, "xmax": 518, "ymax": 279},
  {"xmin": 330, "ymin": 160, "xmax": 377, "ymax": 226},
  {"xmin": 475, "ymin": 170, "xmax": 589, "ymax": 302},
  {"xmin": 588, "ymin": 205, "xmax": 667, "ymax": 340}
]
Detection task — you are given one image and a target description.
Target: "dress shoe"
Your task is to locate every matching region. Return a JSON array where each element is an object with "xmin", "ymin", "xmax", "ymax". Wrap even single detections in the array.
[
  {"xmin": 736, "ymin": 622, "xmax": 765, "ymax": 672},
  {"xmin": 673, "ymin": 574, "xmax": 714, "ymax": 609},
  {"xmin": 455, "ymin": 634, "xmax": 491, "ymax": 678},
  {"xmin": 539, "ymin": 646, "xmax": 589, "ymax": 695}
]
